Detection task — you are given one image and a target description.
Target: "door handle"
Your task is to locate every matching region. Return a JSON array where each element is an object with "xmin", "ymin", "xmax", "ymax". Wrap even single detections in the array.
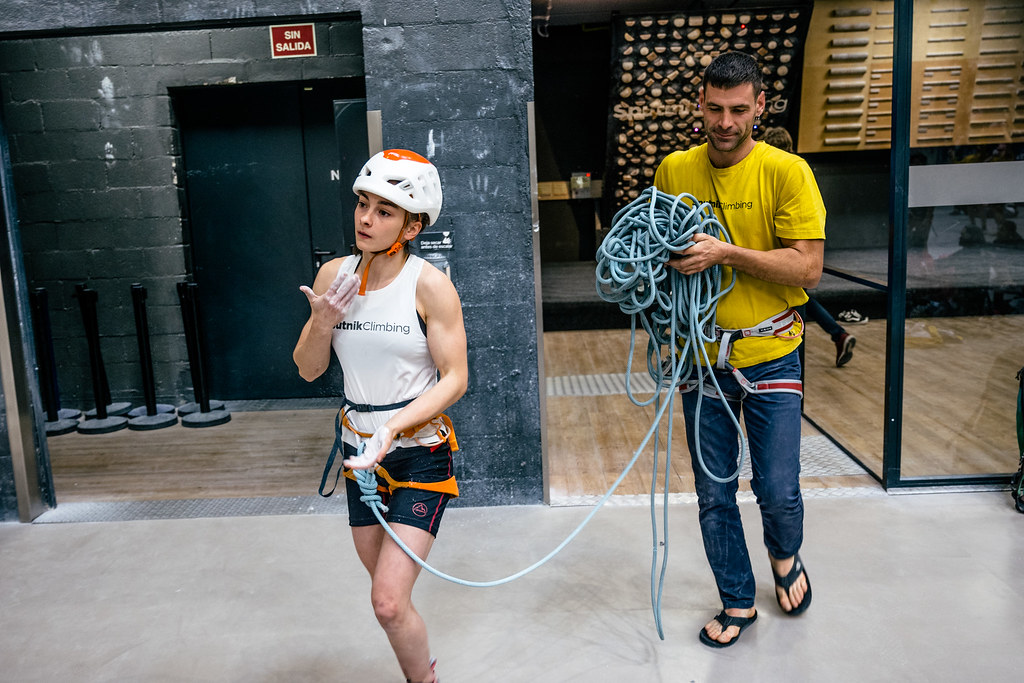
[{"xmin": 313, "ymin": 248, "xmax": 336, "ymax": 270}]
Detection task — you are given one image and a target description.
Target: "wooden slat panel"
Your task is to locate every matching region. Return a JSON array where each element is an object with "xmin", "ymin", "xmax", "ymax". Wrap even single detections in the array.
[{"xmin": 799, "ymin": 0, "xmax": 1024, "ymax": 151}]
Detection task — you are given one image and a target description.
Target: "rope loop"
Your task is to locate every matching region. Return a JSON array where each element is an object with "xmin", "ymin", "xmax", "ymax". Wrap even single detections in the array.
[
  {"xmin": 353, "ymin": 461, "xmax": 389, "ymax": 513},
  {"xmin": 596, "ymin": 186, "xmax": 735, "ymax": 396},
  {"xmin": 594, "ymin": 184, "xmax": 749, "ymax": 638}
]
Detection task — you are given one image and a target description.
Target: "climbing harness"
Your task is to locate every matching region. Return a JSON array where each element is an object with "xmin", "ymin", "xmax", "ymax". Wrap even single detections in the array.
[{"xmin": 318, "ymin": 399, "xmax": 459, "ymax": 498}]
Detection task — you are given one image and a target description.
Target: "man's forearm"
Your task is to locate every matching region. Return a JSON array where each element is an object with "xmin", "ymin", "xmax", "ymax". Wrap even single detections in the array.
[{"xmin": 723, "ymin": 242, "xmax": 823, "ymax": 289}]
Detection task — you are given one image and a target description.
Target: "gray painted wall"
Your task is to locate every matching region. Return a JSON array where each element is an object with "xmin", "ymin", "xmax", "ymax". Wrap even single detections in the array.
[
  {"xmin": 0, "ymin": 0, "xmax": 541, "ymax": 515},
  {"xmin": 1, "ymin": 21, "xmax": 367, "ymax": 410}
]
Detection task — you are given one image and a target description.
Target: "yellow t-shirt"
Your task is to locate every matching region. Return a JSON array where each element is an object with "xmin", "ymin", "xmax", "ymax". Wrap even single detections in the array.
[{"xmin": 653, "ymin": 141, "xmax": 826, "ymax": 368}]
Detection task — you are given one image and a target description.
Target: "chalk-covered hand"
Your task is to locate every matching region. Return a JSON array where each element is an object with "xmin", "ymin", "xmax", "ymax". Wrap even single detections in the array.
[
  {"xmin": 343, "ymin": 425, "xmax": 394, "ymax": 470},
  {"xmin": 299, "ymin": 270, "xmax": 359, "ymax": 329}
]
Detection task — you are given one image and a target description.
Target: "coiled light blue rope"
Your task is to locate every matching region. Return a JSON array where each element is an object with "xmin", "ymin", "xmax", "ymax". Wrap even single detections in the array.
[
  {"xmin": 595, "ymin": 186, "xmax": 747, "ymax": 484},
  {"xmin": 595, "ymin": 186, "xmax": 751, "ymax": 638}
]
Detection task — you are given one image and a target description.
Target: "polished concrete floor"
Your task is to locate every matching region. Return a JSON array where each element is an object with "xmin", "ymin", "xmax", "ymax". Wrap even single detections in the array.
[{"xmin": 2, "ymin": 489, "xmax": 1022, "ymax": 682}]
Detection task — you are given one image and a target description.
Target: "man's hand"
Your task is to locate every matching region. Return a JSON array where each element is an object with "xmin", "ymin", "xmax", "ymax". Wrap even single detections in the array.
[
  {"xmin": 299, "ymin": 270, "xmax": 358, "ymax": 329},
  {"xmin": 667, "ymin": 232, "xmax": 729, "ymax": 275}
]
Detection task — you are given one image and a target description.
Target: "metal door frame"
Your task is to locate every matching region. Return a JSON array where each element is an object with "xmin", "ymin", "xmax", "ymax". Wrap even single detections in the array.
[{"xmin": 0, "ymin": 108, "xmax": 52, "ymax": 521}]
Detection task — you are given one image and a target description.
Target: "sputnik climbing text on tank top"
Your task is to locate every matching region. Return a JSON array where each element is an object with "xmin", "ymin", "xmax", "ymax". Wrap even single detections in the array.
[{"xmin": 335, "ymin": 319, "xmax": 412, "ymax": 335}]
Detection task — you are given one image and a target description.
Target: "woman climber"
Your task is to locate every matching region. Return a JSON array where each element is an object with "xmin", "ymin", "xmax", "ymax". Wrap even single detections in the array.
[{"xmin": 293, "ymin": 149, "xmax": 468, "ymax": 683}]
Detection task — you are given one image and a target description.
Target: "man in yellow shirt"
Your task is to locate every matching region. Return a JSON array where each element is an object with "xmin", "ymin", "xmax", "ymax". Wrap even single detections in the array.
[{"xmin": 654, "ymin": 52, "xmax": 826, "ymax": 648}]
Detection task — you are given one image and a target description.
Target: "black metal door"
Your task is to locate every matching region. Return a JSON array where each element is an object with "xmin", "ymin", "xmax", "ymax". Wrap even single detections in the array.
[{"xmin": 175, "ymin": 81, "xmax": 366, "ymax": 399}]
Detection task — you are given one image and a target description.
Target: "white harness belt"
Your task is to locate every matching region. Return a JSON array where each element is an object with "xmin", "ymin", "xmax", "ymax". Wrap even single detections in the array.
[{"xmin": 681, "ymin": 307, "xmax": 805, "ymax": 399}]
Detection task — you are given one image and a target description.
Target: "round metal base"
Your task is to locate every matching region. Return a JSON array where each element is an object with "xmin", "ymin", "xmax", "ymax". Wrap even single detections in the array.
[
  {"xmin": 57, "ymin": 408, "xmax": 82, "ymax": 420},
  {"xmin": 177, "ymin": 400, "xmax": 225, "ymax": 415},
  {"xmin": 128, "ymin": 403, "xmax": 176, "ymax": 418},
  {"xmin": 84, "ymin": 402, "xmax": 133, "ymax": 418},
  {"xmin": 76, "ymin": 415, "xmax": 129, "ymax": 434},
  {"xmin": 45, "ymin": 418, "xmax": 80, "ymax": 436},
  {"xmin": 181, "ymin": 409, "xmax": 231, "ymax": 428},
  {"xmin": 128, "ymin": 412, "xmax": 179, "ymax": 431}
]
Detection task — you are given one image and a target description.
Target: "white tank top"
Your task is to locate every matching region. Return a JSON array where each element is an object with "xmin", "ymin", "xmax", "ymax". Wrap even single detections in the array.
[{"xmin": 331, "ymin": 254, "xmax": 440, "ymax": 449}]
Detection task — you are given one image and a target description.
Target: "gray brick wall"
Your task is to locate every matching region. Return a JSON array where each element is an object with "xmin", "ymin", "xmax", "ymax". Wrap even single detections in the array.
[
  {"xmin": 0, "ymin": 0, "xmax": 541, "ymax": 515},
  {"xmin": 0, "ymin": 20, "xmax": 366, "ymax": 413},
  {"xmin": 359, "ymin": 2, "xmax": 541, "ymax": 507}
]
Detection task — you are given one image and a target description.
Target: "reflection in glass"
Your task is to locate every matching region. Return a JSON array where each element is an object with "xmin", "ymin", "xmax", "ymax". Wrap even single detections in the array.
[
  {"xmin": 802, "ymin": 278, "xmax": 886, "ymax": 479},
  {"xmin": 903, "ymin": 144, "xmax": 1023, "ymax": 478}
]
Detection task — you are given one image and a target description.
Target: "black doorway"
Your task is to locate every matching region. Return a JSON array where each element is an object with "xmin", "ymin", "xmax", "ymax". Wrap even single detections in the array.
[{"xmin": 174, "ymin": 79, "xmax": 367, "ymax": 400}]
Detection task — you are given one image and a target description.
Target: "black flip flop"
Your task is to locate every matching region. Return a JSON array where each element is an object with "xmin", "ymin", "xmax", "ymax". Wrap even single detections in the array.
[
  {"xmin": 698, "ymin": 610, "xmax": 758, "ymax": 648},
  {"xmin": 773, "ymin": 552, "xmax": 812, "ymax": 616}
]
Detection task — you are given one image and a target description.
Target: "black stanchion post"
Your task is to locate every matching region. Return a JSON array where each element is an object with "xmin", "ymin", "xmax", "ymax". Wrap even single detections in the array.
[
  {"xmin": 127, "ymin": 284, "xmax": 177, "ymax": 430},
  {"xmin": 74, "ymin": 283, "xmax": 129, "ymax": 434},
  {"xmin": 29, "ymin": 287, "xmax": 79, "ymax": 435},
  {"xmin": 176, "ymin": 282, "xmax": 199, "ymax": 404},
  {"xmin": 176, "ymin": 281, "xmax": 229, "ymax": 427}
]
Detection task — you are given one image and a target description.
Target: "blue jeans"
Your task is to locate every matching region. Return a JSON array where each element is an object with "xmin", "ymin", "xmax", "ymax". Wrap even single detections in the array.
[{"xmin": 681, "ymin": 349, "xmax": 804, "ymax": 609}]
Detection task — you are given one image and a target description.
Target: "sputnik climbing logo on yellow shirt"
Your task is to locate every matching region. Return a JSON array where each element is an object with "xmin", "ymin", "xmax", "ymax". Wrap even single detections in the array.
[{"xmin": 706, "ymin": 199, "xmax": 753, "ymax": 211}]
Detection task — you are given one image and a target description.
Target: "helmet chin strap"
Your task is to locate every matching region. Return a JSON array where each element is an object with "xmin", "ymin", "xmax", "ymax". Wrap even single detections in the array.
[{"xmin": 358, "ymin": 214, "xmax": 411, "ymax": 295}]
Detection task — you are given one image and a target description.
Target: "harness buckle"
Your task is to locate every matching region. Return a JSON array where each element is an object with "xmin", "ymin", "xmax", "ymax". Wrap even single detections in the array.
[{"xmin": 713, "ymin": 307, "xmax": 804, "ymax": 370}]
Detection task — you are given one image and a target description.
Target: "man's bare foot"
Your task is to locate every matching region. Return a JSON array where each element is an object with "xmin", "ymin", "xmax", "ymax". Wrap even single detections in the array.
[
  {"xmin": 770, "ymin": 553, "xmax": 812, "ymax": 615},
  {"xmin": 701, "ymin": 607, "xmax": 757, "ymax": 646}
]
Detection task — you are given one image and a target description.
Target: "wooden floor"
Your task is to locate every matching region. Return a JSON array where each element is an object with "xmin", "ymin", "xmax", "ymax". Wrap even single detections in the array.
[
  {"xmin": 49, "ymin": 409, "xmax": 338, "ymax": 502},
  {"xmin": 48, "ymin": 315, "xmax": 1020, "ymax": 504},
  {"xmin": 802, "ymin": 314, "xmax": 1023, "ymax": 478},
  {"xmin": 543, "ymin": 328, "xmax": 877, "ymax": 501}
]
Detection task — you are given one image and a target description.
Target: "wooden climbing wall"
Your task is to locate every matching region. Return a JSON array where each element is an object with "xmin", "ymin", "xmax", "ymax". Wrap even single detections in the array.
[
  {"xmin": 798, "ymin": 0, "xmax": 1024, "ymax": 153},
  {"xmin": 603, "ymin": 7, "xmax": 811, "ymax": 213}
]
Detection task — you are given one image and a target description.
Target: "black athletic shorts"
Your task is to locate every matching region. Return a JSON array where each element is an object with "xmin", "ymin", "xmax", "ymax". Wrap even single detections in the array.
[{"xmin": 344, "ymin": 441, "xmax": 455, "ymax": 537}]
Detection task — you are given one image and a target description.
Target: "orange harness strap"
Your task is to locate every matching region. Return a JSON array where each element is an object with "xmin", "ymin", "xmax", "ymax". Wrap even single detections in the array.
[
  {"xmin": 338, "ymin": 410, "xmax": 460, "ymax": 497},
  {"xmin": 340, "ymin": 410, "xmax": 459, "ymax": 453},
  {"xmin": 320, "ymin": 408, "xmax": 460, "ymax": 498},
  {"xmin": 357, "ymin": 214, "xmax": 409, "ymax": 296},
  {"xmin": 343, "ymin": 463, "xmax": 460, "ymax": 497}
]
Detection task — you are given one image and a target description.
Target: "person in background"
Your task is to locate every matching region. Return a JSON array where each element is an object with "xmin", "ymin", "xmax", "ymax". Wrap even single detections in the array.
[
  {"xmin": 655, "ymin": 52, "xmax": 824, "ymax": 647},
  {"xmin": 293, "ymin": 149, "xmax": 467, "ymax": 683},
  {"xmin": 762, "ymin": 126, "xmax": 859, "ymax": 367}
]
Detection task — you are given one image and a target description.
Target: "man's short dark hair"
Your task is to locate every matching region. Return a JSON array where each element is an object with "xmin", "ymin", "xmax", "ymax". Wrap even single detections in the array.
[{"xmin": 702, "ymin": 51, "xmax": 763, "ymax": 95}]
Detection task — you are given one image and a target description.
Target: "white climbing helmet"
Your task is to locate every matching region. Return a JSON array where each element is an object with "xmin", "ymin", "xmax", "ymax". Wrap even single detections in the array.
[{"xmin": 352, "ymin": 149, "xmax": 443, "ymax": 225}]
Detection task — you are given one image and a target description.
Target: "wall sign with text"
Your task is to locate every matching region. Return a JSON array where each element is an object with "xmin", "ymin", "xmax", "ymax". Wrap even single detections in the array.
[{"xmin": 270, "ymin": 24, "xmax": 317, "ymax": 59}]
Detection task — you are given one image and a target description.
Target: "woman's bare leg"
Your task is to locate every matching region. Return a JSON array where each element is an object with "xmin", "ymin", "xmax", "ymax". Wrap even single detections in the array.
[{"xmin": 353, "ymin": 523, "xmax": 436, "ymax": 682}]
